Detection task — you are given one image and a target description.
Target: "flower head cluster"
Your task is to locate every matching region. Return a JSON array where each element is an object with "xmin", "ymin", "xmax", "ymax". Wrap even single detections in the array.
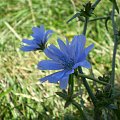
[
  {"xmin": 20, "ymin": 25, "xmax": 53, "ymax": 52},
  {"xmin": 38, "ymin": 35, "xmax": 94, "ymax": 89}
]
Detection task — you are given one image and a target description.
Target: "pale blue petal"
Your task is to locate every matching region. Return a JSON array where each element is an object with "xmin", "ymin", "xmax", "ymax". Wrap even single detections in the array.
[
  {"xmin": 40, "ymin": 70, "xmax": 66, "ymax": 83},
  {"xmin": 65, "ymin": 69, "xmax": 74, "ymax": 75},
  {"xmin": 32, "ymin": 25, "xmax": 45, "ymax": 35},
  {"xmin": 66, "ymin": 38, "xmax": 69, "ymax": 46},
  {"xmin": 40, "ymin": 74, "xmax": 58, "ymax": 83},
  {"xmin": 85, "ymin": 44, "xmax": 94, "ymax": 56},
  {"xmin": 57, "ymin": 38, "xmax": 68, "ymax": 56},
  {"xmin": 49, "ymin": 44, "xmax": 63, "ymax": 55},
  {"xmin": 37, "ymin": 60, "xmax": 64, "ymax": 70},
  {"xmin": 20, "ymin": 45, "xmax": 39, "ymax": 51},
  {"xmin": 76, "ymin": 35, "xmax": 86, "ymax": 54},
  {"xmin": 48, "ymin": 45, "xmax": 68, "ymax": 62},
  {"xmin": 76, "ymin": 51, "xmax": 86, "ymax": 63},
  {"xmin": 73, "ymin": 60, "xmax": 91, "ymax": 69},
  {"xmin": 44, "ymin": 48, "xmax": 61, "ymax": 62},
  {"xmin": 43, "ymin": 30, "xmax": 53, "ymax": 43},
  {"xmin": 60, "ymin": 76, "xmax": 69, "ymax": 89},
  {"xmin": 31, "ymin": 26, "xmax": 45, "ymax": 42},
  {"xmin": 22, "ymin": 39, "xmax": 34, "ymax": 45}
]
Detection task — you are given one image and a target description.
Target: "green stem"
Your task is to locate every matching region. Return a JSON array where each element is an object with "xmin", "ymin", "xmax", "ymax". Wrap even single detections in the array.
[
  {"xmin": 77, "ymin": 73, "xmax": 109, "ymax": 86},
  {"xmin": 68, "ymin": 74, "xmax": 74, "ymax": 96},
  {"xmin": 83, "ymin": 17, "xmax": 89, "ymax": 35},
  {"xmin": 89, "ymin": 16, "xmax": 108, "ymax": 22},
  {"xmin": 110, "ymin": 5, "xmax": 118, "ymax": 92},
  {"xmin": 91, "ymin": 0, "xmax": 101, "ymax": 9},
  {"xmin": 78, "ymin": 67, "xmax": 97, "ymax": 106}
]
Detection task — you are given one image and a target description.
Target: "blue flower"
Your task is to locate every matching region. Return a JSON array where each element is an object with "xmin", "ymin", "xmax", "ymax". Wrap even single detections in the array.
[
  {"xmin": 37, "ymin": 35, "xmax": 94, "ymax": 89},
  {"xmin": 20, "ymin": 25, "xmax": 53, "ymax": 52}
]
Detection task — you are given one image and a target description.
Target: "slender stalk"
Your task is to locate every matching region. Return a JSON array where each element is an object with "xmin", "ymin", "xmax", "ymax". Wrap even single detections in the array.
[
  {"xmin": 91, "ymin": 0, "xmax": 101, "ymax": 10},
  {"xmin": 83, "ymin": 17, "xmax": 89, "ymax": 35},
  {"xmin": 78, "ymin": 67, "xmax": 97, "ymax": 106},
  {"xmin": 110, "ymin": 5, "xmax": 118, "ymax": 92},
  {"xmin": 68, "ymin": 74, "xmax": 74, "ymax": 96},
  {"xmin": 77, "ymin": 73, "xmax": 109, "ymax": 85},
  {"xmin": 89, "ymin": 16, "xmax": 108, "ymax": 22}
]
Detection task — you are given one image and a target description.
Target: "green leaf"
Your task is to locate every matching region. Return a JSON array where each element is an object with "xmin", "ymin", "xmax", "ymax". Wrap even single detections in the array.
[
  {"xmin": 67, "ymin": 12, "xmax": 80, "ymax": 23},
  {"xmin": 110, "ymin": 0, "xmax": 119, "ymax": 13},
  {"xmin": 84, "ymin": 1, "xmax": 92, "ymax": 15},
  {"xmin": 56, "ymin": 92, "xmax": 67, "ymax": 100},
  {"xmin": 64, "ymin": 100, "xmax": 72, "ymax": 108},
  {"xmin": 105, "ymin": 16, "xmax": 109, "ymax": 31}
]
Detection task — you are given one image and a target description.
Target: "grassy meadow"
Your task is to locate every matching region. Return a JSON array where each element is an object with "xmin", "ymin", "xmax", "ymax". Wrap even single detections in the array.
[{"xmin": 0, "ymin": 0, "xmax": 120, "ymax": 119}]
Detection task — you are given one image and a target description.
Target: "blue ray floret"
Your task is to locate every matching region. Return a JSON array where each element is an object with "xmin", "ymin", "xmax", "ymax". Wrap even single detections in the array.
[
  {"xmin": 38, "ymin": 35, "xmax": 94, "ymax": 89},
  {"xmin": 20, "ymin": 25, "xmax": 53, "ymax": 51}
]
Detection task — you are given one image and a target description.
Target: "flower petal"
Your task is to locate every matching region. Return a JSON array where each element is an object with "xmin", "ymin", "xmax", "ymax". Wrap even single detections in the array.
[
  {"xmin": 20, "ymin": 45, "xmax": 39, "ymax": 51},
  {"xmin": 31, "ymin": 26, "xmax": 45, "ymax": 43},
  {"xmin": 22, "ymin": 39, "xmax": 34, "ymax": 45},
  {"xmin": 76, "ymin": 51, "xmax": 86, "ymax": 63},
  {"xmin": 32, "ymin": 25, "xmax": 45, "ymax": 36},
  {"xmin": 85, "ymin": 44, "xmax": 94, "ymax": 56},
  {"xmin": 37, "ymin": 60, "xmax": 64, "ymax": 70},
  {"xmin": 44, "ymin": 48, "xmax": 61, "ymax": 62},
  {"xmin": 40, "ymin": 70, "xmax": 66, "ymax": 83},
  {"xmin": 48, "ymin": 45, "xmax": 68, "ymax": 62},
  {"xmin": 43, "ymin": 30, "xmax": 53, "ymax": 43},
  {"xmin": 59, "ymin": 76, "xmax": 69, "ymax": 89},
  {"xmin": 73, "ymin": 60, "xmax": 91, "ymax": 69},
  {"xmin": 57, "ymin": 38, "xmax": 67, "ymax": 54}
]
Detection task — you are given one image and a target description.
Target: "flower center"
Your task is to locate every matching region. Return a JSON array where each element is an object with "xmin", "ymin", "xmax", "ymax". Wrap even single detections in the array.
[{"xmin": 63, "ymin": 58, "xmax": 74, "ymax": 70}]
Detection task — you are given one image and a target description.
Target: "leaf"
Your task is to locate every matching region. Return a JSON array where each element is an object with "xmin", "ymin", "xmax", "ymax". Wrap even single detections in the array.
[
  {"xmin": 67, "ymin": 12, "xmax": 80, "ymax": 23},
  {"xmin": 85, "ymin": 1, "xmax": 92, "ymax": 15},
  {"xmin": 78, "ymin": 16, "xmax": 85, "ymax": 22},
  {"xmin": 105, "ymin": 16, "xmax": 110, "ymax": 31},
  {"xmin": 110, "ymin": 0, "xmax": 119, "ymax": 13},
  {"xmin": 56, "ymin": 92, "xmax": 67, "ymax": 100},
  {"xmin": 64, "ymin": 100, "xmax": 72, "ymax": 108}
]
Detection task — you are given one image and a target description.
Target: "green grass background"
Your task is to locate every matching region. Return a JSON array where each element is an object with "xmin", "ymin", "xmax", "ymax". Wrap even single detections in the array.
[{"xmin": 0, "ymin": 0, "xmax": 120, "ymax": 119}]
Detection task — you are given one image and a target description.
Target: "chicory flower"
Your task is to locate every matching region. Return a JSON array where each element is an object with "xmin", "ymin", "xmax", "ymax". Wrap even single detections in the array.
[
  {"xmin": 20, "ymin": 25, "xmax": 53, "ymax": 52},
  {"xmin": 38, "ymin": 35, "xmax": 94, "ymax": 89}
]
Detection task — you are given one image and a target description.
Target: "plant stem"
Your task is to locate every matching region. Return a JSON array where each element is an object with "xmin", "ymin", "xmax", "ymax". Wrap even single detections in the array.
[
  {"xmin": 78, "ymin": 67, "xmax": 96, "ymax": 106},
  {"xmin": 68, "ymin": 74, "xmax": 74, "ymax": 96},
  {"xmin": 83, "ymin": 17, "xmax": 89, "ymax": 35},
  {"xmin": 91, "ymin": 0, "xmax": 101, "ymax": 9},
  {"xmin": 77, "ymin": 73, "xmax": 109, "ymax": 85},
  {"xmin": 110, "ymin": 5, "xmax": 118, "ymax": 92},
  {"xmin": 89, "ymin": 16, "xmax": 108, "ymax": 22}
]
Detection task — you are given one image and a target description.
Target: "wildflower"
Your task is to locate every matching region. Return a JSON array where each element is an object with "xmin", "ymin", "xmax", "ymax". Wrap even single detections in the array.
[
  {"xmin": 20, "ymin": 25, "xmax": 53, "ymax": 52},
  {"xmin": 38, "ymin": 35, "xmax": 94, "ymax": 89}
]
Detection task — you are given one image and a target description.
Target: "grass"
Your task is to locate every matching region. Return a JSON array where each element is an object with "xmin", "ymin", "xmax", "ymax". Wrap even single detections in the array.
[{"xmin": 0, "ymin": 0, "xmax": 120, "ymax": 119}]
